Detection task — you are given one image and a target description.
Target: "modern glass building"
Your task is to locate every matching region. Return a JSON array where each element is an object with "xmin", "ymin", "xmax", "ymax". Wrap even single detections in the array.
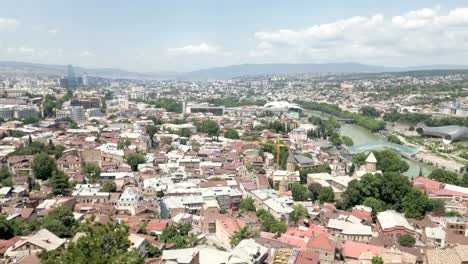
[{"xmin": 67, "ymin": 64, "xmax": 77, "ymax": 90}]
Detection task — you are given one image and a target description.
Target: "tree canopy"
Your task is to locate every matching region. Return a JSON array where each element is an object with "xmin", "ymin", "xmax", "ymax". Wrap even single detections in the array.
[
  {"xmin": 318, "ymin": 187, "xmax": 335, "ymax": 203},
  {"xmin": 32, "ymin": 152, "xmax": 57, "ymax": 180},
  {"xmin": 82, "ymin": 163, "xmax": 101, "ymax": 183},
  {"xmin": 127, "ymin": 153, "xmax": 146, "ymax": 171},
  {"xmin": 398, "ymin": 234, "xmax": 416, "ymax": 247},
  {"xmin": 230, "ymin": 227, "xmax": 256, "ymax": 247},
  {"xmin": 39, "ymin": 220, "xmax": 143, "ymax": 264},
  {"xmin": 428, "ymin": 169, "xmax": 460, "ymax": 185},
  {"xmin": 50, "ymin": 170, "xmax": 70, "ymax": 196},
  {"xmin": 42, "ymin": 206, "xmax": 77, "ymax": 238},
  {"xmin": 224, "ymin": 129, "xmax": 240, "ymax": 139},
  {"xmin": 239, "ymin": 197, "xmax": 256, "ymax": 212},
  {"xmin": 256, "ymin": 209, "xmax": 287, "ymax": 235},
  {"xmin": 292, "ymin": 204, "xmax": 308, "ymax": 223}
]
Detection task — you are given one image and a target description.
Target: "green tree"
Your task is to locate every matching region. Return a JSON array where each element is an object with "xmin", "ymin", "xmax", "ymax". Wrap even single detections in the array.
[
  {"xmin": 42, "ymin": 206, "xmax": 77, "ymax": 238},
  {"xmin": 127, "ymin": 153, "xmax": 146, "ymax": 171},
  {"xmin": 431, "ymin": 199, "xmax": 445, "ymax": 214},
  {"xmin": 40, "ymin": 220, "xmax": 143, "ymax": 264},
  {"xmin": 374, "ymin": 150, "xmax": 409, "ymax": 173},
  {"xmin": 398, "ymin": 234, "xmax": 416, "ymax": 247},
  {"xmin": 230, "ymin": 227, "xmax": 256, "ymax": 247},
  {"xmin": 291, "ymin": 183, "xmax": 309, "ymax": 201},
  {"xmin": 82, "ymin": 164, "xmax": 101, "ymax": 183},
  {"xmin": 380, "ymin": 172, "xmax": 412, "ymax": 210},
  {"xmin": 256, "ymin": 209, "xmax": 287, "ymax": 235},
  {"xmin": 175, "ymin": 128, "xmax": 192, "ymax": 138},
  {"xmin": 402, "ymin": 189, "xmax": 433, "ymax": 219},
  {"xmin": 372, "ymin": 256, "xmax": 384, "ymax": 264},
  {"xmin": 428, "ymin": 169, "xmax": 460, "ymax": 185},
  {"xmin": 145, "ymin": 241, "xmax": 162, "ymax": 258},
  {"xmin": 387, "ymin": 135, "xmax": 401, "ymax": 144},
  {"xmin": 340, "ymin": 179, "xmax": 363, "ymax": 209},
  {"xmin": 318, "ymin": 187, "xmax": 335, "ymax": 203},
  {"xmin": 32, "ymin": 152, "xmax": 57, "ymax": 180},
  {"xmin": 117, "ymin": 138, "xmax": 131, "ymax": 150},
  {"xmin": 197, "ymin": 119, "xmax": 220, "ymax": 138},
  {"xmin": 308, "ymin": 183, "xmax": 322, "ymax": 200},
  {"xmin": 160, "ymin": 223, "xmax": 192, "ymax": 249},
  {"xmin": 0, "ymin": 216, "xmax": 20, "ymax": 239},
  {"xmin": 292, "ymin": 204, "xmax": 308, "ymax": 223},
  {"xmin": 330, "ymin": 132, "xmax": 343, "ymax": 146},
  {"xmin": 460, "ymin": 173, "xmax": 468, "ymax": 187},
  {"xmin": 102, "ymin": 181, "xmax": 117, "ymax": 192},
  {"xmin": 360, "ymin": 106, "xmax": 381, "ymax": 118},
  {"xmin": 145, "ymin": 125, "xmax": 157, "ymax": 146},
  {"xmin": 342, "ymin": 136, "xmax": 354, "ymax": 146},
  {"xmin": 0, "ymin": 167, "xmax": 12, "ymax": 187},
  {"xmin": 352, "ymin": 153, "xmax": 368, "ymax": 167},
  {"xmin": 239, "ymin": 197, "xmax": 256, "ymax": 212},
  {"xmin": 147, "ymin": 116, "xmax": 163, "ymax": 125},
  {"xmin": 363, "ymin": 197, "xmax": 385, "ymax": 220},
  {"xmin": 224, "ymin": 129, "xmax": 240, "ymax": 139},
  {"xmin": 50, "ymin": 170, "xmax": 70, "ymax": 196}
]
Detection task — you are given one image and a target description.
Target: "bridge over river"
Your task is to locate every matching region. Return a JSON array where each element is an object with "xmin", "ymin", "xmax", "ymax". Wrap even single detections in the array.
[{"xmin": 347, "ymin": 140, "xmax": 421, "ymax": 157}]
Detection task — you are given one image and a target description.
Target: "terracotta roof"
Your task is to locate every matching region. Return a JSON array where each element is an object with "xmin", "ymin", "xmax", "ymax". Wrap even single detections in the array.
[
  {"xmin": 412, "ymin": 177, "xmax": 443, "ymax": 194},
  {"xmin": 351, "ymin": 208, "xmax": 372, "ymax": 222},
  {"xmin": 216, "ymin": 217, "xmax": 246, "ymax": 236},
  {"xmin": 342, "ymin": 240, "xmax": 383, "ymax": 259},
  {"xmin": 295, "ymin": 251, "xmax": 319, "ymax": 264},
  {"xmin": 306, "ymin": 234, "xmax": 335, "ymax": 252},
  {"xmin": 257, "ymin": 175, "xmax": 269, "ymax": 188},
  {"xmin": 0, "ymin": 237, "xmax": 21, "ymax": 255},
  {"xmin": 432, "ymin": 188, "xmax": 468, "ymax": 198},
  {"xmin": 147, "ymin": 219, "xmax": 174, "ymax": 233}
]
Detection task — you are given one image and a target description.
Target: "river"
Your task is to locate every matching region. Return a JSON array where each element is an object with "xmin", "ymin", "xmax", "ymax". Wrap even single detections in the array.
[{"xmin": 305, "ymin": 110, "xmax": 433, "ymax": 177}]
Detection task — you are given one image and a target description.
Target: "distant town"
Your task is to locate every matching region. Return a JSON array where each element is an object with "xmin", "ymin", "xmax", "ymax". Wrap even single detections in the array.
[{"xmin": 0, "ymin": 64, "xmax": 466, "ymax": 264}]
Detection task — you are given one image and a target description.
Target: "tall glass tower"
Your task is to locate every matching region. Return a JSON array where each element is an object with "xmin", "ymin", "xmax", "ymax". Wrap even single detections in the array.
[{"xmin": 67, "ymin": 64, "xmax": 77, "ymax": 89}]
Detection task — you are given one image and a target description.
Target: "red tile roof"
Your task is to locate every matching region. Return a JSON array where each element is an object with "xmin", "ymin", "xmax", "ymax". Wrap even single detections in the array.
[
  {"xmin": 216, "ymin": 218, "xmax": 246, "ymax": 236},
  {"xmin": 432, "ymin": 188, "xmax": 468, "ymax": 198},
  {"xmin": 412, "ymin": 177, "xmax": 443, "ymax": 194},
  {"xmin": 306, "ymin": 234, "xmax": 335, "ymax": 252},
  {"xmin": 295, "ymin": 251, "xmax": 319, "ymax": 264},
  {"xmin": 352, "ymin": 209, "xmax": 372, "ymax": 222},
  {"xmin": 147, "ymin": 219, "xmax": 174, "ymax": 233},
  {"xmin": 342, "ymin": 240, "xmax": 383, "ymax": 259},
  {"xmin": 0, "ymin": 237, "xmax": 21, "ymax": 255}
]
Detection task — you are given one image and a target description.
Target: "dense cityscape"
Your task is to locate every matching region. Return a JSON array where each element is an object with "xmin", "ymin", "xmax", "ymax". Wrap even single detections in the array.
[
  {"xmin": 0, "ymin": 64, "xmax": 465, "ymax": 264},
  {"xmin": 1, "ymin": 1, "xmax": 468, "ymax": 264}
]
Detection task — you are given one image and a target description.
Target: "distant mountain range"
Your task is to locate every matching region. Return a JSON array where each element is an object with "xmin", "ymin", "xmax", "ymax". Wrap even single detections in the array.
[
  {"xmin": 0, "ymin": 61, "xmax": 169, "ymax": 80},
  {"xmin": 1, "ymin": 60, "xmax": 468, "ymax": 80}
]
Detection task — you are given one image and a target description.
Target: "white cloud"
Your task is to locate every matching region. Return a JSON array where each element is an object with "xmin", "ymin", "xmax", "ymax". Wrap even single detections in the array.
[
  {"xmin": 18, "ymin": 46, "xmax": 35, "ymax": 54},
  {"xmin": 47, "ymin": 28, "xmax": 59, "ymax": 34},
  {"xmin": 167, "ymin": 43, "xmax": 222, "ymax": 55},
  {"xmin": 0, "ymin": 17, "xmax": 19, "ymax": 30},
  {"xmin": 250, "ymin": 7, "xmax": 468, "ymax": 65},
  {"xmin": 80, "ymin": 51, "xmax": 96, "ymax": 57}
]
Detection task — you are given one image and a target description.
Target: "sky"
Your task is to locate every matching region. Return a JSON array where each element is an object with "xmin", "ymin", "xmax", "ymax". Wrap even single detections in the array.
[{"xmin": 1, "ymin": 0, "xmax": 468, "ymax": 72}]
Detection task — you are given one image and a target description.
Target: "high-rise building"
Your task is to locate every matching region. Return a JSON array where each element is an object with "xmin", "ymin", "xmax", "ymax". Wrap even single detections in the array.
[
  {"xmin": 82, "ymin": 73, "xmax": 89, "ymax": 86},
  {"xmin": 59, "ymin": 78, "xmax": 68, "ymax": 88},
  {"xmin": 67, "ymin": 64, "xmax": 77, "ymax": 90}
]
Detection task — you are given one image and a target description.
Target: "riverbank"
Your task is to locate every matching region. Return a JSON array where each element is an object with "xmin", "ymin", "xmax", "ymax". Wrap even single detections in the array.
[{"xmin": 304, "ymin": 109, "xmax": 434, "ymax": 177}]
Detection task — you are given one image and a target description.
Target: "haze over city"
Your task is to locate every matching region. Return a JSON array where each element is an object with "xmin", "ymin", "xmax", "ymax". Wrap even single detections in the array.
[
  {"xmin": 0, "ymin": 2, "xmax": 468, "ymax": 264},
  {"xmin": 2, "ymin": 0, "xmax": 468, "ymax": 72}
]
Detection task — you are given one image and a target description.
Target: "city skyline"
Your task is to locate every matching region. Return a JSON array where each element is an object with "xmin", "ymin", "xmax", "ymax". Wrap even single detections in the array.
[{"xmin": 1, "ymin": 0, "xmax": 468, "ymax": 72}]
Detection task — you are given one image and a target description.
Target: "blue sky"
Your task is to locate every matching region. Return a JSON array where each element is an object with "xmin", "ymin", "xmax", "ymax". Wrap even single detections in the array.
[{"xmin": 1, "ymin": 0, "xmax": 468, "ymax": 72}]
